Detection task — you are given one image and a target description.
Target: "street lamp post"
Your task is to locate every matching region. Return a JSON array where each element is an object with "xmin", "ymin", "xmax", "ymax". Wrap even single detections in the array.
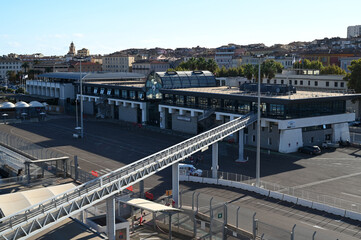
[
  {"xmin": 256, "ymin": 56, "xmax": 262, "ymax": 187},
  {"xmin": 79, "ymin": 59, "xmax": 84, "ymax": 138}
]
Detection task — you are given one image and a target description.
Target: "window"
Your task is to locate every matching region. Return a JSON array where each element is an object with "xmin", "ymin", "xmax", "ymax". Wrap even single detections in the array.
[
  {"xmin": 267, "ymin": 79, "xmax": 270, "ymax": 84},
  {"xmin": 252, "ymin": 135, "xmax": 256, "ymax": 142},
  {"xmin": 100, "ymin": 88, "xmax": 105, "ymax": 95},
  {"xmin": 326, "ymin": 82, "xmax": 329, "ymax": 87},
  {"xmin": 122, "ymin": 90, "xmax": 127, "ymax": 98},
  {"xmin": 107, "ymin": 89, "xmax": 112, "ymax": 95},
  {"xmin": 281, "ymin": 80, "xmax": 284, "ymax": 84},
  {"xmin": 341, "ymin": 82, "xmax": 344, "ymax": 88},
  {"xmin": 308, "ymin": 81, "xmax": 311, "ymax": 86},
  {"xmin": 300, "ymin": 80, "xmax": 303, "ymax": 85},
  {"xmin": 294, "ymin": 80, "xmax": 298, "ymax": 85},
  {"xmin": 93, "ymin": 87, "xmax": 98, "ymax": 94},
  {"xmin": 268, "ymin": 137, "xmax": 272, "ymax": 145},
  {"xmin": 262, "ymin": 127, "xmax": 265, "ymax": 131},
  {"xmin": 334, "ymin": 82, "xmax": 338, "ymax": 87},
  {"xmin": 289, "ymin": 80, "xmax": 292, "ymax": 85},
  {"xmin": 274, "ymin": 79, "xmax": 277, "ymax": 84},
  {"xmin": 315, "ymin": 81, "xmax": 318, "ymax": 86},
  {"xmin": 129, "ymin": 91, "xmax": 136, "ymax": 99},
  {"xmin": 114, "ymin": 89, "xmax": 120, "ymax": 97}
]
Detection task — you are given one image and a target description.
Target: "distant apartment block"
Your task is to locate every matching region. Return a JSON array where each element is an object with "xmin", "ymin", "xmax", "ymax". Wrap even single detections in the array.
[
  {"xmin": 77, "ymin": 48, "xmax": 90, "ymax": 57},
  {"xmin": 347, "ymin": 25, "xmax": 361, "ymax": 38},
  {"xmin": 102, "ymin": 54, "xmax": 134, "ymax": 72},
  {"xmin": 0, "ymin": 57, "xmax": 22, "ymax": 80},
  {"xmin": 132, "ymin": 60, "xmax": 170, "ymax": 75},
  {"xmin": 340, "ymin": 57, "xmax": 361, "ymax": 73},
  {"xmin": 215, "ymin": 46, "xmax": 235, "ymax": 69}
]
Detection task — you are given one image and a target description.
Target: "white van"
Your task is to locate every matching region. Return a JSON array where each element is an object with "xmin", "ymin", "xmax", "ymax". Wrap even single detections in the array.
[{"xmin": 179, "ymin": 164, "xmax": 203, "ymax": 176}]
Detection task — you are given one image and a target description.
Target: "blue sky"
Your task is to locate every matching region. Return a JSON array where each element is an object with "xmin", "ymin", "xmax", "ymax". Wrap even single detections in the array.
[{"xmin": 0, "ymin": 0, "xmax": 360, "ymax": 56}]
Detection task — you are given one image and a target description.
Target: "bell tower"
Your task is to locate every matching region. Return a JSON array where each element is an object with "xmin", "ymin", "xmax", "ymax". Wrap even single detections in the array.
[{"xmin": 68, "ymin": 42, "xmax": 76, "ymax": 55}]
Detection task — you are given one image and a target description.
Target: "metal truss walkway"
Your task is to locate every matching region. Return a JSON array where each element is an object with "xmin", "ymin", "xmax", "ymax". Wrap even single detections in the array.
[{"xmin": 0, "ymin": 113, "xmax": 256, "ymax": 240}]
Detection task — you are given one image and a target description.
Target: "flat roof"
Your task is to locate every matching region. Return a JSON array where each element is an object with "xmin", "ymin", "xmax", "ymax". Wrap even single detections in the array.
[
  {"xmin": 83, "ymin": 80, "xmax": 145, "ymax": 88},
  {"xmin": 118, "ymin": 198, "xmax": 181, "ymax": 213},
  {"xmin": 161, "ymin": 86, "xmax": 361, "ymax": 102},
  {"xmin": 38, "ymin": 72, "xmax": 146, "ymax": 81}
]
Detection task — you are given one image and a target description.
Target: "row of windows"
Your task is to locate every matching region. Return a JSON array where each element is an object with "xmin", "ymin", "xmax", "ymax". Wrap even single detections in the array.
[
  {"xmin": 163, "ymin": 94, "xmax": 346, "ymax": 119},
  {"xmin": 0, "ymin": 66, "xmax": 21, "ymax": 69},
  {"xmin": 0, "ymin": 62, "xmax": 21, "ymax": 65},
  {"xmin": 266, "ymin": 79, "xmax": 345, "ymax": 88},
  {"xmin": 85, "ymin": 86, "xmax": 145, "ymax": 101}
]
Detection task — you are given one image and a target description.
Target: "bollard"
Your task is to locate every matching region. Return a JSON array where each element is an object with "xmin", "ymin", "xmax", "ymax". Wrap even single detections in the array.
[{"xmin": 291, "ymin": 224, "xmax": 296, "ymax": 240}]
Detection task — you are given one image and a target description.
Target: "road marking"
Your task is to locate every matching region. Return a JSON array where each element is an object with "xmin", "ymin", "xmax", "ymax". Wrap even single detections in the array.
[
  {"xmin": 300, "ymin": 221, "xmax": 325, "ymax": 230},
  {"xmin": 292, "ymin": 171, "xmax": 361, "ymax": 190},
  {"xmin": 341, "ymin": 192, "xmax": 361, "ymax": 199},
  {"xmin": 253, "ymin": 202, "xmax": 361, "ymax": 235}
]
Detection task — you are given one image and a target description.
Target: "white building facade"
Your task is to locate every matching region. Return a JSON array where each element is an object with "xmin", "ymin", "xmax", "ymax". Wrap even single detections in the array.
[
  {"xmin": 102, "ymin": 54, "xmax": 135, "ymax": 72},
  {"xmin": 0, "ymin": 58, "xmax": 22, "ymax": 80},
  {"xmin": 347, "ymin": 25, "xmax": 361, "ymax": 38}
]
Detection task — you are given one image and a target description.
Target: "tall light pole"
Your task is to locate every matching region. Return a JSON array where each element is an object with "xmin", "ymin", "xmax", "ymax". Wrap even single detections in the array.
[
  {"xmin": 256, "ymin": 56, "xmax": 262, "ymax": 187},
  {"xmin": 77, "ymin": 58, "xmax": 86, "ymax": 138}
]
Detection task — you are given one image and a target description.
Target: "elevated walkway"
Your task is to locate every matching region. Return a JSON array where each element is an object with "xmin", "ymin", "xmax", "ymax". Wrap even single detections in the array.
[{"xmin": 0, "ymin": 113, "xmax": 256, "ymax": 239}]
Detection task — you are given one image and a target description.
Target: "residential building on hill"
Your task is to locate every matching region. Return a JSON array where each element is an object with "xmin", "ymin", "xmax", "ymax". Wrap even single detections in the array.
[
  {"xmin": 132, "ymin": 60, "xmax": 170, "ymax": 75},
  {"xmin": 347, "ymin": 25, "xmax": 361, "ymax": 38},
  {"xmin": 0, "ymin": 57, "xmax": 22, "ymax": 80},
  {"xmin": 102, "ymin": 54, "xmax": 134, "ymax": 72}
]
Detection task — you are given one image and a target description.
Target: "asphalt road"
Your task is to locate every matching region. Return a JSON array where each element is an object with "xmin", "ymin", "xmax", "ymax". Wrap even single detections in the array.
[{"xmin": 2, "ymin": 115, "xmax": 361, "ymax": 239}]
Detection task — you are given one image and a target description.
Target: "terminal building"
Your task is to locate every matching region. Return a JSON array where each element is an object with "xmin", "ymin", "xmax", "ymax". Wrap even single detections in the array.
[{"xmin": 27, "ymin": 71, "xmax": 359, "ymax": 153}]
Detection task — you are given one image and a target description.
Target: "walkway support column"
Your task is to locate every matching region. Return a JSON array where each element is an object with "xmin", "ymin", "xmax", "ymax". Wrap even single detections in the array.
[
  {"xmin": 139, "ymin": 180, "xmax": 144, "ymax": 198},
  {"xmin": 172, "ymin": 163, "xmax": 179, "ymax": 208},
  {"xmin": 106, "ymin": 195, "xmax": 116, "ymax": 240},
  {"xmin": 160, "ymin": 108, "xmax": 166, "ymax": 129},
  {"xmin": 235, "ymin": 129, "xmax": 246, "ymax": 162},
  {"xmin": 212, "ymin": 142, "xmax": 218, "ymax": 179}
]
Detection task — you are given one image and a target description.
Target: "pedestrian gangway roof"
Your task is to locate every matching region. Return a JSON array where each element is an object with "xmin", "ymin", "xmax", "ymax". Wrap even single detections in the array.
[
  {"xmin": 118, "ymin": 198, "xmax": 181, "ymax": 213},
  {"xmin": 0, "ymin": 183, "xmax": 76, "ymax": 218}
]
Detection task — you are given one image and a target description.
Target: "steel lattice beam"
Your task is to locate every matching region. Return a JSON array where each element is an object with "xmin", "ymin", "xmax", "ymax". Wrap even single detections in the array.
[{"xmin": 0, "ymin": 113, "xmax": 256, "ymax": 239}]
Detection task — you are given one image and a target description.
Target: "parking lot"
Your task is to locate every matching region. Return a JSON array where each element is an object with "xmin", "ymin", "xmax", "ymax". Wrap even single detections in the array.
[{"xmin": 2, "ymin": 115, "xmax": 361, "ymax": 238}]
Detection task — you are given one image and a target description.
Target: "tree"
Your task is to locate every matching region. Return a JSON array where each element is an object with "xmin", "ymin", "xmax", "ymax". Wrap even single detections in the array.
[
  {"xmin": 320, "ymin": 64, "xmax": 346, "ymax": 75},
  {"xmin": 261, "ymin": 59, "xmax": 278, "ymax": 80},
  {"xmin": 6, "ymin": 71, "xmax": 17, "ymax": 84},
  {"xmin": 243, "ymin": 64, "xmax": 254, "ymax": 80},
  {"xmin": 345, "ymin": 59, "xmax": 361, "ymax": 93},
  {"xmin": 21, "ymin": 62, "xmax": 30, "ymax": 73},
  {"xmin": 309, "ymin": 60, "xmax": 324, "ymax": 70},
  {"xmin": 206, "ymin": 59, "xmax": 219, "ymax": 73}
]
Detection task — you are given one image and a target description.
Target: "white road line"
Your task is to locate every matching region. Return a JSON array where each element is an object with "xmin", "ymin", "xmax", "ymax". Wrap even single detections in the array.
[
  {"xmin": 341, "ymin": 192, "xmax": 361, "ymax": 199},
  {"xmin": 292, "ymin": 171, "xmax": 361, "ymax": 190},
  {"xmin": 300, "ymin": 221, "xmax": 325, "ymax": 230}
]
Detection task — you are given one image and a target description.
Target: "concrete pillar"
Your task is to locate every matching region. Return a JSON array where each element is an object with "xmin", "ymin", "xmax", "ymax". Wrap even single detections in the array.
[
  {"xmin": 106, "ymin": 196, "xmax": 116, "ymax": 240},
  {"xmin": 110, "ymin": 104, "xmax": 114, "ymax": 119},
  {"xmin": 139, "ymin": 180, "xmax": 144, "ymax": 198},
  {"xmin": 172, "ymin": 163, "xmax": 179, "ymax": 208},
  {"xmin": 141, "ymin": 108, "xmax": 146, "ymax": 125},
  {"xmin": 212, "ymin": 142, "xmax": 218, "ymax": 179},
  {"xmin": 160, "ymin": 108, "xmax": 166, "ymax": 129},
  {"xmin": 235, "ymin": 129, "xmax": 246, "ymax": 162}
]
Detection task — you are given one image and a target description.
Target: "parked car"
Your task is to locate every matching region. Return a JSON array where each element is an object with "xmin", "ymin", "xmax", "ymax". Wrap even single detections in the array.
[
  {"xmin": 298, "ymin": 146, "xmax": 321, "ymax": 155},
  {"xmin": 321, "ymin": 141, "xmax": 339, "ymax": 149},
  {"xmin": 179, "ymin": 163, "xmax": 203, "ymax": 176}
]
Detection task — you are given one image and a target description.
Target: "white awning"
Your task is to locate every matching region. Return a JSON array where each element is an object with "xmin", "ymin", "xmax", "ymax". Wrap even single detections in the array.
[
  {"xmin": 118, "ymin": 198, "xmax": 181, "ymax": 213},
  {"xmin": 0, "ymin": 183, "xmax": 76, "ymax": 217}
]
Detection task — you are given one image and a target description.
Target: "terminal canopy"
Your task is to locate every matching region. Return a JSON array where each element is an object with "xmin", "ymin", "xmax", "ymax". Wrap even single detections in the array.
[{"xmin": 118, "ymin": 198, "xmax": 181, "ymax": 213}]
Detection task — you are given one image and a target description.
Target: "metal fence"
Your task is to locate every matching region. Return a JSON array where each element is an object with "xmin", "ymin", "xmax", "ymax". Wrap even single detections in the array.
[
  {"xmin": 198, "ymin": 170, "xmax": 361, "ymax": 213},
  {"xmin": 0, "ymin": 133, "xmax": 63, "ymax": 160}
]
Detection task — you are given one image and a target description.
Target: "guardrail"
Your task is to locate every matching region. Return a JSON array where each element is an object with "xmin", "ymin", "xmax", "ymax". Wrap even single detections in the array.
[
  {"xmin": 180, "ymin": 170, "xmax": 361, "ymax": 222},
  {"xmin": 0, "ymin": 113, "xmax": 256, "ymax": 239}
]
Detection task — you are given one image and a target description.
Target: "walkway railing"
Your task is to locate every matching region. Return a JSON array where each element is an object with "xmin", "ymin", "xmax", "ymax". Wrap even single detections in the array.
[{"xmin": 0, "ymin": 113, "xmax": 256, "ymax": 240}]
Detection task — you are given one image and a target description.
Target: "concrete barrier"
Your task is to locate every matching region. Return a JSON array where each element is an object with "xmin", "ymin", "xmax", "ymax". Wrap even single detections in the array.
[
  {"xmin": 179, "ymin": 175, "xmax": 188, "ymax": 181},
  {"xmin": 312, "ymin": 202, "xmax": 328, "ymax": 212},
  {"xmin": 345, "ymin": 210, "xmax": 361, "ymax": 221},
  {"xmin": 189, "ymin": 176, "xmax": 202, "ymax": 183},
  {"xmin": 283, "ymin": 194, "xmax": 298, "ymax": 204},
  {"xmin": 269, "ymin": 191, "xmax": 284, "ymax": 201},
  {"xmin": 327, "ymin": 206, "xmax": 346, "ymax": 217},
  {"xmin": 255, "ymin": 188, "xmax": 270, "ymax": 197},
  {"xmin": 218, "ymin": 179, "xmax": 232, "ymax": 187},
  {"xmin": 203, "ymin": 178, "xmax": 218, "ymax": 185},
  {"xmin": 297, "ymin": 198, "xmax": 313, "ymax": 208}
]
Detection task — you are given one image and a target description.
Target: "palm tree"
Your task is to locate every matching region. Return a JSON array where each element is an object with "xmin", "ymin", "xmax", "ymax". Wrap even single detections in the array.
[{"xmin": 21, "ymin": 62, "xmax": 30, "ymax": 73}]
